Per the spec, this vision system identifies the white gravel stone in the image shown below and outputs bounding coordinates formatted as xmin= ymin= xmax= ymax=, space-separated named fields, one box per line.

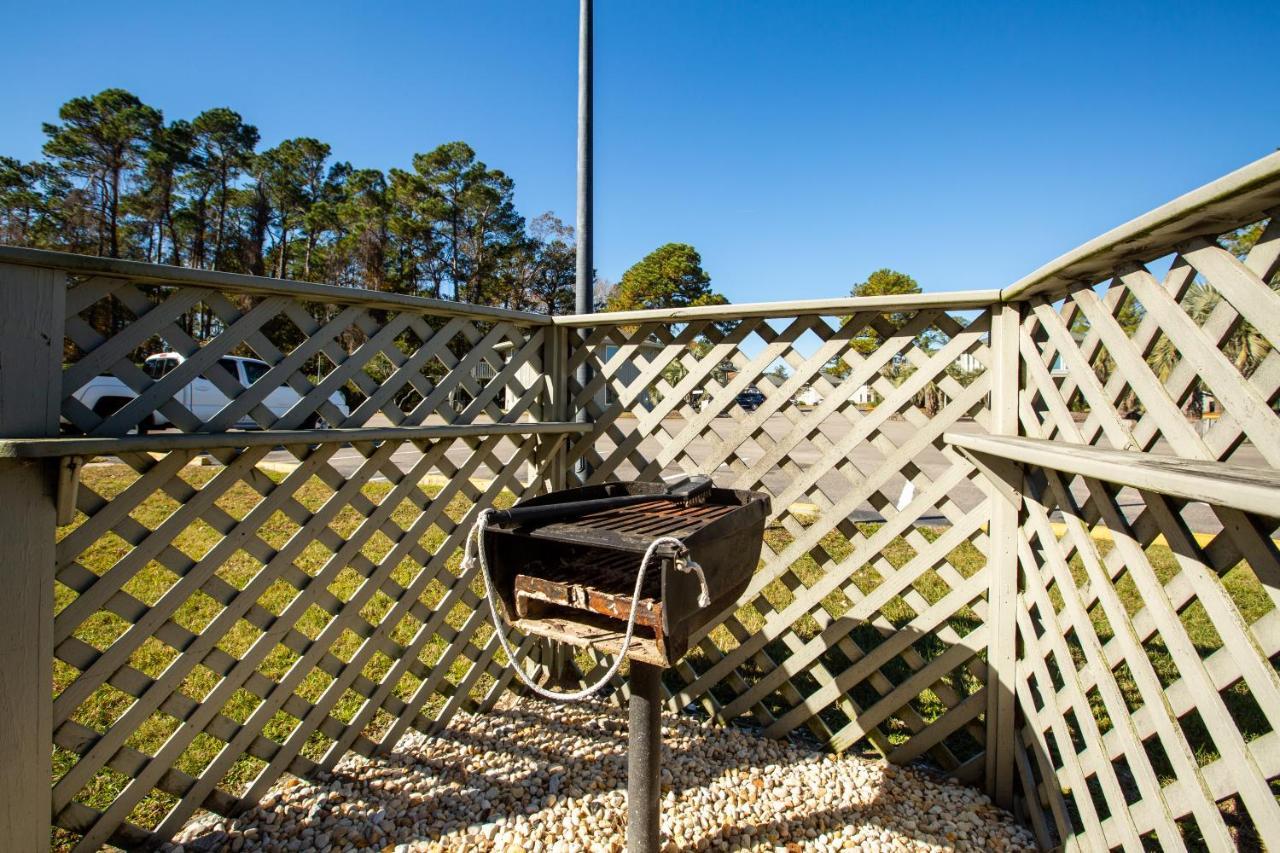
xmin=165 ymin=697 xmax=1036 ymax=852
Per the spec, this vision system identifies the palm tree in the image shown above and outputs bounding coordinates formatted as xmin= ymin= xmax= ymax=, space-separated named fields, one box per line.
xmin=1147 ymin=260 xmax=1278 ymax=417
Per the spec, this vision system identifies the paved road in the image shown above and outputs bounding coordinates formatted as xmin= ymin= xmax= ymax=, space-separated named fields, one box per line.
xmin=242 ymin=412 xmax=1257 ymax=535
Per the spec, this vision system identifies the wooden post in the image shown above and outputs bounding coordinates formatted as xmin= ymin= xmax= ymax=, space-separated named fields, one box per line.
xmin=984 ymin=301 xmax=1021 ymax=809
xmin=537 ymin=324 xmax=577 ymax=687
xmin=544 ymin=325 xmax=570 ymax=492
xmin=0 ymin=262 xmax=64 ymax=850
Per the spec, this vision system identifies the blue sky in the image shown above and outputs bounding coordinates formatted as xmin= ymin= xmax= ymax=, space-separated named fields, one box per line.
xmin=1 ymin=1 xmax=1276 ymax=302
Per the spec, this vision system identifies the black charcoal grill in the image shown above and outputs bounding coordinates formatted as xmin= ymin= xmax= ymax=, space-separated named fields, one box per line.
xmin=481 ymin=480 xmax=770 ymax=668
xmin=476 ymin=477 xmax=769 ymax=853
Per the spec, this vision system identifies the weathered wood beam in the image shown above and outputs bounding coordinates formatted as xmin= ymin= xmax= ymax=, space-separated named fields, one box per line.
xmin=946 ymin=432 xmax=1280 ymax=519
xmin=550 ymin=290 xmax=1001 ymax=326
xmin=0 ymin=245 xmax=551 ymax=325
xmin=1001 ymin=150 xmax=1280 ymax=302
xmin=0 ymin=421 xmax=592 ymax=459
xmin=0 ymin=262 xmax=62 ymax=852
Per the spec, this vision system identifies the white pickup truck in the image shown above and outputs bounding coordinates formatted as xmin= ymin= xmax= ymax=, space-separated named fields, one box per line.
xmin=71 ymin=352 xmax=349 ymax=432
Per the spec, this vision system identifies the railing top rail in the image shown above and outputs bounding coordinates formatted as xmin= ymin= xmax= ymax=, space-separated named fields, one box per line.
xmin=0 ymin=421 xmax=590 ymax=459
xmin=0 ymin=245 xmax=554 ymax=326
xmin=946 ymin=432 xmax=1280 ymax=519
xmin=1000 ymin=150 xmax=1280 ymax=303
xmin=551 ymin=290 xmax=1002 ymax=327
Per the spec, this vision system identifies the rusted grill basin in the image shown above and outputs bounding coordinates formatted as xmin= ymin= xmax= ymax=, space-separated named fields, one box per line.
xmin=482 ymin=482 xmax=770 ymax=667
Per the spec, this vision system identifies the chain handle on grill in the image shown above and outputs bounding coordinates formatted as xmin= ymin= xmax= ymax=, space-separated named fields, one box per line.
xmin=463 ymin=508 xmax=710 ymax=702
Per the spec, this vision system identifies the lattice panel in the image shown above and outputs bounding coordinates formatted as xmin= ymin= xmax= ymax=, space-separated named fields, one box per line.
xmin=563 ymin=308 xmax=998 ymax=776
xmin=1013 ymin=468 xmax=1280 ymax=850
xmin=61 ymin=275 xmax=549 ymax=436
xmin=52 ymin=432 xmax=563 ymax=851
xmin=1014 ymin=211 xmax=1280 ymax=848
xmin=40 ymin=272 xmax=564 ymax=850
xmin=1018 ymin=213 xmax=1280 ymax=465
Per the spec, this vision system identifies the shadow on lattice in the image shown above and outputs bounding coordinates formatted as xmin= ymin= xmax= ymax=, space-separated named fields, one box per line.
xmin=1015 ymin=467 xmax=1275 ymax=849
xmin=50 ymin=459 xmax=525 ymax=848
xmin=557 ymin=507 xmax=993 ymax=774
xmin=711 ymin=525 xmax=984 ymax=747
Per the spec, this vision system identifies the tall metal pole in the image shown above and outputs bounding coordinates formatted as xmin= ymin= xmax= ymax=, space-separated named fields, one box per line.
xmin=575 ymin=0 xmax=593 ymax=317
xmin=573 ymin=0 xmax=594 ymax=481
xmin=573 ymin=18 xmax=660 ymax=850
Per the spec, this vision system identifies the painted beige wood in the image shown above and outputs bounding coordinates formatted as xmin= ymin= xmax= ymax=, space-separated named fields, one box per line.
xmin=1014 ymin=524 xmax=1145 ymax=852
xmin=0 ymin=263 xmax=63 ymax=852
xmin=552 ymin=289 xmax=1002 ymax=326
xmin=1042 ymin=483 xmax=1230 ymax=838
xmin=4 ymin=260 xmax=575 ymax=850
xmin=561 ymin=302 xmax=999 ymax=778
xmin=5 ymin=153 xmax=1280 ymax=851
xmin=983 ymin=302 xmax=1020 ymax=809
xmin=1003 ymin=192 xmax=1280 ymax=849
xmin=1017 ymin=465 xmax=1276 ymax=848
xmin=0 ymin=245 xmax=550 ymax=325
xmin=0 ymin=421 xmax=589 ymax=459
xmin=1122 ymin=268 xmax=1280 ymax=466
xmin=946 ymin=432 xmax=1280 ymax=518
xmin=1024 ymin=481 xmax=1215 ymax=850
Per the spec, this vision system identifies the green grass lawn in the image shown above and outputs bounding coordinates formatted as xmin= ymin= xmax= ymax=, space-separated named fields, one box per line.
xmin=53 ymin=461 xmax=1274 ymax=848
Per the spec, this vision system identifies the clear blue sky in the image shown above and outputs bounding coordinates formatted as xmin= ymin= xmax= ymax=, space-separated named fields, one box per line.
xmin=1 ymin=1 xmax=1276 ymax=302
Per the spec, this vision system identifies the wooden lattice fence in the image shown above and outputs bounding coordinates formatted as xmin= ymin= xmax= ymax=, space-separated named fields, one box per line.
xmin=0 ymin=255 xmax=580 ymax=851
xmin=557 ymin=295 xmax=1004 ymax=780
xmin=953 ymin=152 xmax=1280 ymax=849
xmin=0 ymin=151 xmax=1278 ymax=851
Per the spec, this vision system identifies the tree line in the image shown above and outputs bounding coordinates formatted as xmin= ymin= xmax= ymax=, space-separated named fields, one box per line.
xmin=0 ymin=88 xmax=580 ymax=314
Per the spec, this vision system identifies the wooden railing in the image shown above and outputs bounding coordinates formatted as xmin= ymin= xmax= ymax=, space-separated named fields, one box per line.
xmin=0 ymin=259 xmax=575 ymax=851
xmin=981 ymin=152 xmax=1280 ymax=850
xmin=0 ymin=150 xmax=1277 ymax=851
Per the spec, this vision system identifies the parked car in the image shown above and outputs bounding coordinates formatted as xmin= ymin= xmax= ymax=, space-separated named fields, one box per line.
xmin=736 ymin=385 xmax=766 ymax=412
xmin=71 ymin=352 xmax=349 ymax=432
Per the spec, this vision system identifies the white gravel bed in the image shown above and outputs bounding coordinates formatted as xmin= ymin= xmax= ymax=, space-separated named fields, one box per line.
xmin=167 ymin=696 xmax=1036 ymax=852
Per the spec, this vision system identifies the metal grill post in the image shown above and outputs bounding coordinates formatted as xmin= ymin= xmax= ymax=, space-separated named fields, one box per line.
xmin=627 ymin=661 xmax=662 ymax=853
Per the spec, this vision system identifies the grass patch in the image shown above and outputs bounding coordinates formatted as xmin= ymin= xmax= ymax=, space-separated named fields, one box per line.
xmin=1044 ymin=534 xmax=1273 ymax=779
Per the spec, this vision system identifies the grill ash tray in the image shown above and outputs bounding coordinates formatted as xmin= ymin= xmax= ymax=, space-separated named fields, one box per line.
xmin=510 ymin=550 xmax=669 ymax=666
xmin=482 ymin=482 xmax=770 ymax=667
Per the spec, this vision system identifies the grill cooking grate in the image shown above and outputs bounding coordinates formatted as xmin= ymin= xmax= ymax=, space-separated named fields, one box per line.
xmin=567 ymin=500 xmax=736 ymax=532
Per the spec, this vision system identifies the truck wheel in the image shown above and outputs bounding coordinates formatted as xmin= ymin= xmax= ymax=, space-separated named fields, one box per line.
xmin=93 ymin=398 xmax=150 ymax=435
